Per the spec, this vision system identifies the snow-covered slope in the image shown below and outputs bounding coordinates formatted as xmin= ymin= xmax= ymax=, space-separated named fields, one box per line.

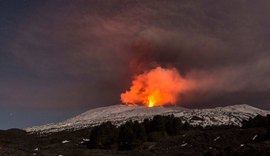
xmin=25 ymin=104 xmax=270 ymax=133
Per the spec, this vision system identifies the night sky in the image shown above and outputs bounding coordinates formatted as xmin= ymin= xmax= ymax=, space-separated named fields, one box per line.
xmin=1 ymin=0 xmax=270 ymax=129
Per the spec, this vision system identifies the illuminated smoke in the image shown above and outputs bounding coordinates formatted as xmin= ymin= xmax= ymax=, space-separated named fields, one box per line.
xmin=121 ymin=67 xmax=188 ymax=107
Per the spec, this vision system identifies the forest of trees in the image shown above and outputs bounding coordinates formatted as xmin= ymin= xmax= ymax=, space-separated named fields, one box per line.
xmin=86 ymin=115 xmax=192 ymax=150
xmin=242 ymin=114 xmax=270 ymax=143
xmin=86 ymin=114 xmax=270 ymax=151
xmin=242 ymin=114 xmax=270 ymax=128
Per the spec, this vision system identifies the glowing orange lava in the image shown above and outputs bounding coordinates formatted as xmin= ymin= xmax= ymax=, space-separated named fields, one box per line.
xmin=121 ymin=67 xmax=186 ymax=107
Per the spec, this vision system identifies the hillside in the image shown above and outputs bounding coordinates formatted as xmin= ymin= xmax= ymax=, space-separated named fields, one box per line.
xmin=26 ymin=104 xmax=269 ymax=133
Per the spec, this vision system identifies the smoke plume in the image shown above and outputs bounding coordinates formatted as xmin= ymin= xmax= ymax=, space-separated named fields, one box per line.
xmin=121 ymin=67 xmax=192 ymax=107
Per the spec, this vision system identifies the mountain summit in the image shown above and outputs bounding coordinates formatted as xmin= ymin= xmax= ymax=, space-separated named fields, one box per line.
xmin=26 ymin=104 xmax=269 ymax=133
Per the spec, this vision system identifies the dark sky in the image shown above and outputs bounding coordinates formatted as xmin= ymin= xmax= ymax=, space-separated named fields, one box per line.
xmin=1 ymin=0 xmax=270 ymax=129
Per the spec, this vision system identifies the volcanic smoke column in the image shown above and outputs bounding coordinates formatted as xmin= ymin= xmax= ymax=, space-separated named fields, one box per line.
xmin=121 ymin=67 xmax=187 ymax=107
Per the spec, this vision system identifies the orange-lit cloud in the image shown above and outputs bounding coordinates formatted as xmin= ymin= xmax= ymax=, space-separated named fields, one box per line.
xmin=121 ymin=67 xmax=189 ymax=107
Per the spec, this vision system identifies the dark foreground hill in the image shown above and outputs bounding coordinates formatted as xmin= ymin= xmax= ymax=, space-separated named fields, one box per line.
xmin=1 ymin=115 xmax=270 ymax=156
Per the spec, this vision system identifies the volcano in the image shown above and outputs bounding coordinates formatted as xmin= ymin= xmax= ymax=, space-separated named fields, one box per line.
xmin=25 ymin=104 xmax=270 ymax=133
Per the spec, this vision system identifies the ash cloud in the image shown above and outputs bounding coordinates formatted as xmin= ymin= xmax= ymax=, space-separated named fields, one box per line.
xmin=4 ymin=0 xmax=270 ymax=109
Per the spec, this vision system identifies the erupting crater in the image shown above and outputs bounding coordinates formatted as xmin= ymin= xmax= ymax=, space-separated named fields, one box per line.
xmin=121 ymin=67 xmax=187 ymax=107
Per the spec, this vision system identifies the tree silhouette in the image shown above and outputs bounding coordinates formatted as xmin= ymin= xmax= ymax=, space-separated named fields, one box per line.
xmin=88 ymin=121 xmax=118 ymax=149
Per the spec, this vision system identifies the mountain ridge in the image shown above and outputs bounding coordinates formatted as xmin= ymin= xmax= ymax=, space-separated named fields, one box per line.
xmin=25 ymin=104 xmax=270 ymax=133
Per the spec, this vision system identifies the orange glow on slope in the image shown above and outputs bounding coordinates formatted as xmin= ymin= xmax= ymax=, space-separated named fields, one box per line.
xmin=121 ymin=67 xmax=187 ymax=107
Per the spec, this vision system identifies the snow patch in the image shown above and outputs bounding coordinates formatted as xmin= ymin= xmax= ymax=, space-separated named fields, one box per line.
xmin=214 ymin=136 xmax=220 ymax=141
xmin=252 ymin=134 xmax=258 ymax=141
xmin=181 ymin=143 xmax=188 ymax=147
xmin=62 ymin=140 xmax=70 ymax=144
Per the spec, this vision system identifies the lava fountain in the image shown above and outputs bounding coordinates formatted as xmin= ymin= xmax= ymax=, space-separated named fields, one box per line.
xmin=121 ymin=67 xmax=187 ymax=107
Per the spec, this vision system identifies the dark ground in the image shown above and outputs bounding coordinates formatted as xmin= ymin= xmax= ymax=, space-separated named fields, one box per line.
xmin=0 ymin=126 xmax=270 ymax=156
